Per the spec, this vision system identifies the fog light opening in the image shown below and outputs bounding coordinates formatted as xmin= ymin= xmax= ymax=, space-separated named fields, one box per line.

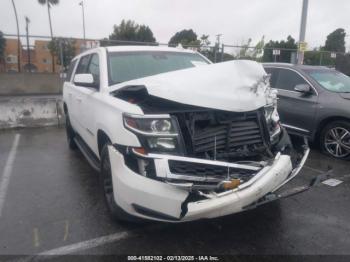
xmin=132 ymin=147 xmax=147 ymax=156
xmin=220 ymin=179 xmax=241 ymax=190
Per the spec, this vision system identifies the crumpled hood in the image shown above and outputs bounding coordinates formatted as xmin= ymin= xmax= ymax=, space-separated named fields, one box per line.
xmin=110 ymin=60 xmax=274 ymax=112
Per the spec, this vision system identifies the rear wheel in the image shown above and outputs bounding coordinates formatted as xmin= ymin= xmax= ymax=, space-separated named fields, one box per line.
xmin=65 ymin=112 xmax=77 ymax=150
xmin=100 ymin=144 xmax=136 ymax=221
xmin=320 ymin=121 xmax=350 ymax=159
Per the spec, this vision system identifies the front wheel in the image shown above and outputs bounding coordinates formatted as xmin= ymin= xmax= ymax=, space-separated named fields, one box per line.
xmin=100 ymin=144 xmax=137 ymax=222
xmin=320 ymin=121 xmax=350 ymax=159
xmin=65 ymin=112 xmax=77 ymax=150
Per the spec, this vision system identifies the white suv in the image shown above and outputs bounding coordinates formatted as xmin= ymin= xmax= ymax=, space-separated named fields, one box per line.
xmin=63 ymin=45 xmax=309 ymax=222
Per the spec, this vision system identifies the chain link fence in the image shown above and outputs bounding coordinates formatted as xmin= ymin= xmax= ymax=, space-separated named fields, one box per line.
xmin=1 ymin=33 xmax=349 ymax=75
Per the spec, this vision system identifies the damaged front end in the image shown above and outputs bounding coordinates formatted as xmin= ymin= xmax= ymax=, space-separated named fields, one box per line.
xmin=107 ymin=60 xmax=310 ymax=222
xmin=108 ymin=101 xmax=309 ymax=222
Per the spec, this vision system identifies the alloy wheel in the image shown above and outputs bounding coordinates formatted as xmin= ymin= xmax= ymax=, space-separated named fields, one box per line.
xmin=101 ymin=150 xmax=115 ymax=207
xmin=324 ymin=127 xmax=350 ymax=158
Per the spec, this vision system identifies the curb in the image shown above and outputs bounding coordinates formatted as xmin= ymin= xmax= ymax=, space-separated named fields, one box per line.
xmin=0 ymin=96 xmax=65 ymax=129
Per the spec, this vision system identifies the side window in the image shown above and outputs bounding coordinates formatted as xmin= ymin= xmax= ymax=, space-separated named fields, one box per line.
xmin=264 ymin=67 xmax=279 ymax=88
xmin=87 ymin=54 xmax=100 ymax=87
xmin=276 ymin=69 xmax=307 ymax=91
xmin=75 ymin=55 xmax=91 ymax=74
xmin=65 ymin=59 xmax=77 ymax=82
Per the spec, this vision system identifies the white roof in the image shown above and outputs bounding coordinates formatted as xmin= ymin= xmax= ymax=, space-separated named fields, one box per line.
xmin=73 ymin=45 xmax=199 ymax=61
xmin=105 ymin=45 xmax=196 ymax=53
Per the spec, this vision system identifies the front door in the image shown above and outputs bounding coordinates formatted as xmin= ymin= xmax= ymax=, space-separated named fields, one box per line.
xmin=77 ymin=53 xmax=100 ymax=150
xmin=265 ymin=67 xmax=318 ymax=136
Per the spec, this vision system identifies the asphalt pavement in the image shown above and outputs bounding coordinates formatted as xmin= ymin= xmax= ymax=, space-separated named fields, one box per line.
xmin=0 ymin=127 xmax=349 ymax=257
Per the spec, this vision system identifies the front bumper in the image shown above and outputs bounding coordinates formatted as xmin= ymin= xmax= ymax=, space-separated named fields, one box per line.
xmin=108 ymin=138 xmax=310 ymax=222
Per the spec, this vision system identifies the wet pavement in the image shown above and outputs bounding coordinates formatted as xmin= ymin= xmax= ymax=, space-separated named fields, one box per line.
xmin=0 ymin=127 xmax=349 ymax=256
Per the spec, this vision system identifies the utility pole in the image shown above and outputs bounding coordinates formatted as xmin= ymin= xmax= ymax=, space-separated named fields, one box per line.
xmin=221 ymin=43 xmax=224 ymax=62
xmin=214 ymin=34 xmax=222 ymax=63
xmin=46 ymin=1 xmax=55 ymax=73
xmin=25 ymin=16 xmax=31 ymax=72
xmin=59 ymin=39 xmax=64 ymax=73
xmin=79 ymin=1 xmax=86 ymax=49
xmin=216 ymin=34 xmax=222 ymax=47
xmin=297 ymin=0 xmax=309 ymax=64
xmin=11 ymin=0 xmax=21 ymax=72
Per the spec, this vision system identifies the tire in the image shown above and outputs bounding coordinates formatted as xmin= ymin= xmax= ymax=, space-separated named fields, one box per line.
xmin=320 ymin=120 xmax=350 ymax=159
xmin=100 ymin=144 xmax=138 ymax=222
xmin=65 ymin=112 xmax=77 ymax=150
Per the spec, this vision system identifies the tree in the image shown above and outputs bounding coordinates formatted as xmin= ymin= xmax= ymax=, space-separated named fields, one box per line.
xmin=38 ymin=0 xmax=58 ymax=38
xmin=262 ymin=35 xmax=297 ymax=63
xmin=168 ymin=29 xmax=200 ymax=47
xmin=304 ymin=29 xmax=347 ymax=66
xmin=11 ymin=0 xmax=21 ymax=72
xmin=137 ymin=25 xmax=156 ymax=42
xmin=200 ymin=34 xmax=210 ymax=47
xmin=205 ymin=51 xmax=235 ymax=63
xmin=304 ymin=48 xmax=334 ymax=66
xmin=251 ymin=35 xmax=265 ymax=60
xmin=38 ymin=0 xmax=59 ymax=72
xmin=239 ymin=38 xmax=252 ymax=58
xmin=108 ymin=19 xmax=156 ymax=44
xmin=304 ymin=48 xmax=323 ymax=65
xmin=48 ymin=38 xmax=76 ymax=71
xmin=324 ymin=28 xmax=346 ymax=53
xmin=336 ymin=53 xmax=350 ymax=76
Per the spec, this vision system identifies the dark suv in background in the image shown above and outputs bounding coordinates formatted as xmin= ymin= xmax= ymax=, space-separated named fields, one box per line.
xmin=264 ymin=63 xmax=350 ymax=159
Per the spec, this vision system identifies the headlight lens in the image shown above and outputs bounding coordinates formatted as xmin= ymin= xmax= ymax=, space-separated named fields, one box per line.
xmin=150 ymin=119 xmax=172 ymax=133
xmin=124 ymin=115 xmax=177 ymax=135
xmin=123 ymin=113 xmax=183 ymax=154
xmin=264 ymin=105 xmax=281 ymax=141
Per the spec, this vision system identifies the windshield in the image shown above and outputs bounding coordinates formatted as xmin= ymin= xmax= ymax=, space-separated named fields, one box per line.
xmin=305 ymin=69 xmax=350 ymax=93
xmin=108 ymin=51 xmax=209 ymax=85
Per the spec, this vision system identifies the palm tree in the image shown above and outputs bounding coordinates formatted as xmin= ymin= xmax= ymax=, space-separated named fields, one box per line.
xmin=11 ymin=0 xmax=21 ymax=72
xmin=38 ymin=0 xmax=59 ymax=72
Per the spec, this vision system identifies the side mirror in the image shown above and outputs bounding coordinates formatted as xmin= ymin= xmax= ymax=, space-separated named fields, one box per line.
xmin=74 ymin=73 xmax=97 ymax=88
xmin=294 ymin=84 xmax=311 ymax=94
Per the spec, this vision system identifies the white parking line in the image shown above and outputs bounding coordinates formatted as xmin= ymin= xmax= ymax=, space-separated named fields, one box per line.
xmin=0 ymin=134 xmax=20 ymax=217
xmin=15 ymin=230 xmax=132 ymax=262
xmin=39 ymin=230 xmax=130 ymax=255
xmin=16 ymin=225 xmax=165 ymax=261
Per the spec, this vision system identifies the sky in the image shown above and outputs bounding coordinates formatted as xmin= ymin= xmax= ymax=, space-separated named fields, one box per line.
xmin=1 ymin=0 xmax=349 ymax=50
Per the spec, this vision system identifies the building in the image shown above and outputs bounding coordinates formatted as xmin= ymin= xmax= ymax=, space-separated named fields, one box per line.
xmin=1 ymin=37 xmax=99 ymax=73
xmin=34 ymin=40 xmax=59 ymax=73
xmin=21 ymin=48 xmax=37 ymax=72
xmin=2 ymin=38 xmax=22 ymax=72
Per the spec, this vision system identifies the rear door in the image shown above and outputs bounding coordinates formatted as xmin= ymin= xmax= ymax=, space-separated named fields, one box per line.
xmin=265 ymin=67 xmax=318 ymax=136
xmin=63 ymin=59 xmax=78 ymax=129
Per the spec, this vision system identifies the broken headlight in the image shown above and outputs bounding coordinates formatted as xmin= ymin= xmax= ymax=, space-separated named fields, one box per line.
xmin=264 ymin=105 xmax=281 ymax=141
xmin=123 ymin=113 xmax=184 ymax=154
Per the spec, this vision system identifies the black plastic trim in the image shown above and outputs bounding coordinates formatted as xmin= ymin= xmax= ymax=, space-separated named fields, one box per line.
xmin=132 ymin=204 xmax=180 ymax=221
xmin=74 ymin=135 xmax=101 ymax=172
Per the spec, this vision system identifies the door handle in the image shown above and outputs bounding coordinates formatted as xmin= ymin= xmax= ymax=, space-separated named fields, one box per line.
xmin=76 ymin=97 xmax=82 ymax=103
